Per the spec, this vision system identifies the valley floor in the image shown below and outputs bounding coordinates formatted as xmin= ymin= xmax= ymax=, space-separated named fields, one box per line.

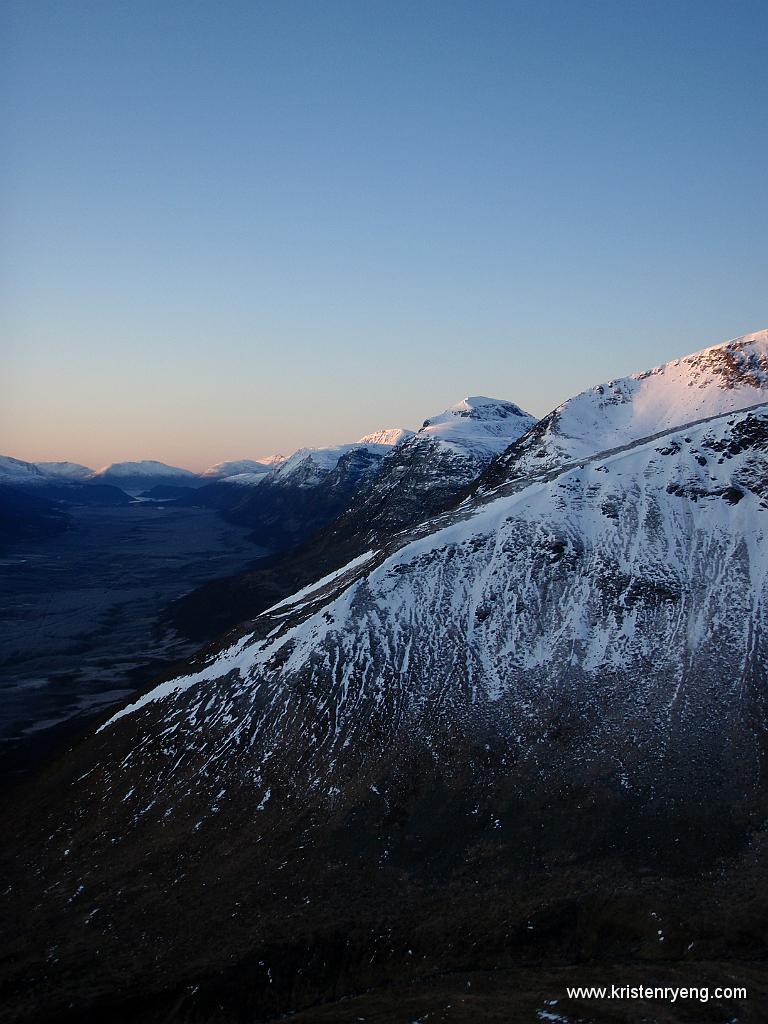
xmin=0 ymin=503 xmax=268 ymax=783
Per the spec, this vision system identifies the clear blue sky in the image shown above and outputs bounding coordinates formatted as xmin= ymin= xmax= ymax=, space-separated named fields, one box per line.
xmin=2 ymin=0 xmax=766 ymax=470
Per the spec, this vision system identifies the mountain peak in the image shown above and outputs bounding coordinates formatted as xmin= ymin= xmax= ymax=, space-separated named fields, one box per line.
xmin=357 ymin=427 xmax=413 ymax=446
xmin=488 ymin=329 xmax=768 ymax=490
xmin=559 ymin=329 xmax=768 ymax=458
xmin=422 ymin=396 xmax=532 ymax=429
xmin=416 ymin=396 xmax=537 ymax=461
xmin=36 ymin=461 xmax=94 ymax=481
xmin=93 ymin=460 xmax=196 ymax=477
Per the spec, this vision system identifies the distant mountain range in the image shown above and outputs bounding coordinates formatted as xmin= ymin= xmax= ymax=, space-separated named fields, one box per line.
xmin=4 ymin=330 xmax=768 ymax=1022
xmin=0 ymin=455 xmax=285 ymax=494
xmin=181 ymin=399 xmax=535 ymax=554
xmin=0 ymin=397 xmax=537 ymax=554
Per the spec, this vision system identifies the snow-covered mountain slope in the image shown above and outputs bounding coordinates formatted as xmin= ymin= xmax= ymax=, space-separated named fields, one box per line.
xmin=0 ymin=457 xmax=130 ymax=509
xmin=318 ymin=397 xmax=537 ymax=544
xmin=0 ymin=455 xmax=48 ymax=485
xmin=491 ymin=330 xmax=768 ymax=485
xmin=201 ymin=459 xmax=272 ymax=481
xmin=171 ymin=405 xmax=536 ymax=631
xmin=101 ymin=401 xmax=768 ymax=809
xmin=269 ymin=430 xmax=409 ymax=489
xmin=92 ymin=460 xmax=202 ymax=495
xmin=181 ymin=430 xmax=414 ymax=551
xmin=34 ymin=461 xmax=94 ymax=481
xmin=168 ymin=398 xmax=535 ymax=644
xmin=1 ymin=456 xmax=98 ymax=486
xmin=93 ymin=459 xmax=198 ymax=480
xmin=201 ymin=457 xmax=286 ymax=482
xmin=358 ymin=427 xmax=414 ymax=446
xmin=420 ymin=396 xmax=536 ymax=458
xmin=204 ymin=444 xmax=402 ymax=552
xmin=270 ymin=444 xmax=366 ymax=487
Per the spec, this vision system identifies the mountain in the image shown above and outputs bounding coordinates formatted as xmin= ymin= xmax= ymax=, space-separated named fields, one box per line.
xmin=267 ymin=431 xmax=411 ymax=487
xmin=336 ymin=396 xmax=536 ymax=538
xmin=101 ymin=333 xmax=768 ymax=790
xmin=420 ymin=395 xmax=537 ymax=455
xmin=169 ymin=402 xmax=534 ymax=641
xmin=0 ymin=455 xmax=47 ymax=485
xmin=184 ymin=430 xmax=413 ymax=553
xmin=92 ymin=460 xmax=202 ymax=495
xmin=6 ymin=334 xmax=767 ymax=1020
xmin=485 ymin=329 xmax=768 ymax=486
xmin=0 ymin=485 xmax=71 ymax=546
xmin=0 ymin=456 xmax=132 ymax=516
xmin=201 ymin=458 xmax=286 ymax=484
xmin=35 ymin=461 xmax=94 ymax=481
xmin=356 ymin=427 xmax=413 ymax=447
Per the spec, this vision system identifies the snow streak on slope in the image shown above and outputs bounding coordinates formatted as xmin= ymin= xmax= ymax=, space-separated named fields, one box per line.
xmin=265 ymin=549 xmax=378 ymax=614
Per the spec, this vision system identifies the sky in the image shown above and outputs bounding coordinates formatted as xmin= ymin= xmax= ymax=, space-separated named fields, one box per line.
xmin=2 ymin=0 xmax=766 ymax=471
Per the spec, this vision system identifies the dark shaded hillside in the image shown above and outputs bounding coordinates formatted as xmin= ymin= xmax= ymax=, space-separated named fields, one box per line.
xmin=0 ymin=485 xmax=70 ymax=547
xmin=1 ymin=700 xmax=766 ymax=1023
xmin=168 ymin=435 xmax=494 ymax=644
xmin=0 ymin=481 xmax=133 ymax=550
xmin=33 ymin=482 xmax=133 ymax=507
xmin=180 ymin=446 xmax=387 ymax=552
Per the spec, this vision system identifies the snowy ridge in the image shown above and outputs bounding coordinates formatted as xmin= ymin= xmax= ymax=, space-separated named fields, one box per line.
xmin=35 ymin=461 xmax=94 ymax=481
xmin=269 ymin=431 xmax=407 ymax=488
xmin=201 ymin=459 xmax=273 ymax=480
xmin=0 ymin=456 xmax=47 ymax=484
xmin=215 ymin=472 xmax=271 ymax=487
xmin=93 ymin=460 xmax=198 ymax=480
xmin=0 ymin=456 xmax=95 ymax=485
xmin=89 ymin=460 xmax=203 ymax=495
xmin=514 ymin=329 xmax=768 ymax=473
xmin=357 ymin=428 xmax=414 ymax=446
xmin=265 ymin=549 xmax=378 ymax=614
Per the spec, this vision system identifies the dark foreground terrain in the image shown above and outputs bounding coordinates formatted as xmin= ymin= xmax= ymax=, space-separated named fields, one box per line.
xmin=1 ymin=730 xmax=766 ymax=1024
xmin=0 ymin=503 xmax=266 ymax=781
